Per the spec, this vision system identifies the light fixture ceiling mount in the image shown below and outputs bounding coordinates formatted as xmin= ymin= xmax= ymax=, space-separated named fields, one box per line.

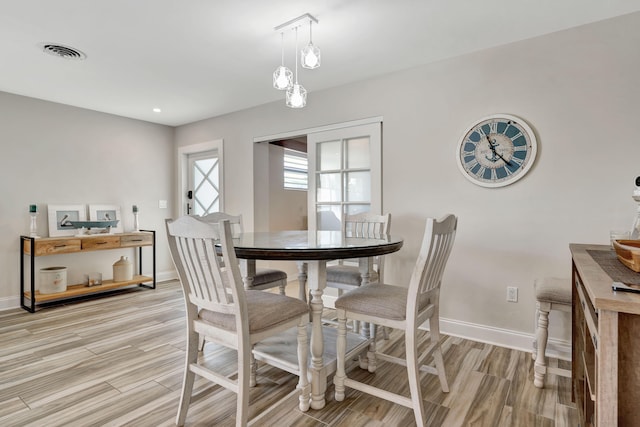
xmin=273 ymin=13 xmax=320 ymax=109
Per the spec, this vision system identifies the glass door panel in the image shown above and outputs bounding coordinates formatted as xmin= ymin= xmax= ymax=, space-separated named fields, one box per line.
xmin=346 ymin=137 xmax=370 ymax=169
xmin=346 ymin=204 xmax=370 ymax=216
xmin=307 ymin=122 xmax=382 ymax=231
xmin=317 ymin=205 xmax=342 ymax=231
xmin=188 ymin=151 xmax=220 ymax=216
xmin=346 ymin=171 xmax=371 ymax=202
xmin=317 ymin=173 xmax=342 ymax=202
xmin=319 ymin=140 xmax=342 ymax=170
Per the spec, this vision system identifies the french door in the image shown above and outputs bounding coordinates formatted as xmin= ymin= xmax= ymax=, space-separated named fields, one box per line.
xmin=307 ymin=122 xmax=382 ymax=231
xmin=187 ymin=150 xmax=221 ymax=216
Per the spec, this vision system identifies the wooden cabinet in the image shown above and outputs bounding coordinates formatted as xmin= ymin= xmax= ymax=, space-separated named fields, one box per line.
xmin=571 ymin=244 xmax=640 ymax=426
xmin=20 ymin=231 xmax=156 ymax=312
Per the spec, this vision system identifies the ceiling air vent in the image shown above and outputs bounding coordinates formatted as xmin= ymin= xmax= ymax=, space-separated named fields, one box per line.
xmin=40 ymin=43 xmax=86 ymax=60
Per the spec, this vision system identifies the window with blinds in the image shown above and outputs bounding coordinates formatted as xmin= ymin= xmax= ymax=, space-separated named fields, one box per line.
xmin=284 ymin=148 xmax=308 ymax=190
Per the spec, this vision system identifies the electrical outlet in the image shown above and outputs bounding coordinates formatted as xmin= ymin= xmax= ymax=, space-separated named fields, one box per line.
xmin=507 ymin=286 xmax=518 ymax=303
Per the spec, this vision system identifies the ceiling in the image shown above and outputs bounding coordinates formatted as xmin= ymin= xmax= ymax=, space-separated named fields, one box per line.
xmin=1 ymin=1 xmax=639 ymax=127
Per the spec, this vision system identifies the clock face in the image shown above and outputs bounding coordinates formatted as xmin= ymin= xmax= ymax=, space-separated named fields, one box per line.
xmin=456 ymin=114 xmax=537 ymax=188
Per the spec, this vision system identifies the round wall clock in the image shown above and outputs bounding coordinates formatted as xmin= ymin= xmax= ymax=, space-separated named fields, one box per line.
xmin=456 ymin=114 xmax=537 ymax=188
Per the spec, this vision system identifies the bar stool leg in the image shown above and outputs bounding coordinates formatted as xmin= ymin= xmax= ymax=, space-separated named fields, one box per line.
xmin=534 ymin=300 xmax=550 ymax=388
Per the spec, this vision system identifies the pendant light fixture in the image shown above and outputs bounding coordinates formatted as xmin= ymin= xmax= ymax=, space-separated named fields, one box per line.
xmin=286 ymin=26 xmax=307 ymax=108
xmin=273 ymin=13 xmax=319 ymax=109
xmin=301 ymin=20 xmax=320 ymax=69
xmin=273 ymin=32 xmax=293 ymax=90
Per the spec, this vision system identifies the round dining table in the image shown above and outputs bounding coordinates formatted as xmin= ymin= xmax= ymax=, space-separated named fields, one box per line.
xmin=232 ymin=230 xmax=403 ymax=410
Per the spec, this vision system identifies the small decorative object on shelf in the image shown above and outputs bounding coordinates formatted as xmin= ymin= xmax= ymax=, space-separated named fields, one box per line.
xmin=88 ymin=272 xmax=102 ymax=286
xmin=39 ymin=266 xmax=67 ymax=294
xmin=68 ymin=220 xmax=119 ymax=235
xmin=29 ymin=204 xmax=39 ymax=238
xmin=113 ymin=255 xmax=133 ymax=281
xmin=132 ymin=205 xmax=140 ymax=232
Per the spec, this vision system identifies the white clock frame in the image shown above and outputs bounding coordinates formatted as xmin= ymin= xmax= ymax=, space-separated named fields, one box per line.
xmin=456 ymin=114 xmax=538 ymax=188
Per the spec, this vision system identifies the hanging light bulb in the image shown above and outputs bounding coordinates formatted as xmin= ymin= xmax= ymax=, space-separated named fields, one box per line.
xmin=301 ymin=20 xmax=321 ymax=69
xmin=287 ymin=27 xmax=307 ymax=108
xmin=273 ymin=32 xmax=293 ymax=90
xmin=286 ymin=83 xmax=307 ymax=108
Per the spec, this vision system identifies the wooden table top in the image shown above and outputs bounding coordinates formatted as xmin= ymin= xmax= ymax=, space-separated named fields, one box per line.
xmin=571 ymin=243 xmax=640 ymax=315
xmin=231 ymin=230 xmax=404 ymax=261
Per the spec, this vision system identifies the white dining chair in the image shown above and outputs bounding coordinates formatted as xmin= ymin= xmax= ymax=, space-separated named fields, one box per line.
xmin=200 ymin=212 xmax=288 ymax=294
xmin=333 ymin=214 xmax=457 ymax=426
xmin=166 ymin=216 xmax=310 ymax=426
xmin=326 ymin=212 xmax=391 ymax=292
xmin=198 ymin=213 xmax=290 ymax=350
xmin=325 ymin=212 xmax=391 ymax=338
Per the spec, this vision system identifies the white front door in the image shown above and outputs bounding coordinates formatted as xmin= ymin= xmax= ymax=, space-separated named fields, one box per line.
xmin=187 ymin=151 xmax=220 ymax=216
xmin=307 ymin=122 xmax=382 ymax=231
xmin=178 ymin=139 xmax=224 ymax=216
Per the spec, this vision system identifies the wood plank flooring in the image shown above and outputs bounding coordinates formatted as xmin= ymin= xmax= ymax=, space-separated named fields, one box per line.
xmin=0 ymin=281 xmax=578 ymax=426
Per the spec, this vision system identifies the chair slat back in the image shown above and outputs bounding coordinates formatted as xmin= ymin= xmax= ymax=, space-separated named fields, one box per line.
xmin=408 ymin=214 xmax=457 ymax=308
xmin=200 ymin=212 xmax=244 ymax=237
xmin=166 ymin=216 xmax=245 ymax=315
xmin=343 ymin=212 xmax=390 ymax=238
xmin=339 ymin=213 xmax=391 ymax=274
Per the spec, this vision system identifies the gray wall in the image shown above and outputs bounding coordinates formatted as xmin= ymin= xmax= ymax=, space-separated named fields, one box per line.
xmin=0 ymin=92 xmax=175 ymax=303
xmin=175 ymin=13 xmax=640 ymax=344
xmin=2 ymin=12 xmax=638 ymax=348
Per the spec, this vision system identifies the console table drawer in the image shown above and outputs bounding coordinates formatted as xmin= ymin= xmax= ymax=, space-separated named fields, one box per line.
xmin=81 ymin=236 xmax=120 ymax=251
xmin=28 ymin=239 xmax=82 ymax=256
xmin=120 ymin=233 xmax=153 ymax=247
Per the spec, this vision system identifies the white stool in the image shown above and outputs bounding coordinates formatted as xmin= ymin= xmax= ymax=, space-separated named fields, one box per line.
xmin=533 ymin=278 xmax=572 ymax=388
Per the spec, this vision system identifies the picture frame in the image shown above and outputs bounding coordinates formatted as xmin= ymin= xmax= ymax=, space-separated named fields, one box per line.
xmin=89 ymin=204 xmax=123 ymax=234
xmin=48 ymin=204 xmax=86 ymax=237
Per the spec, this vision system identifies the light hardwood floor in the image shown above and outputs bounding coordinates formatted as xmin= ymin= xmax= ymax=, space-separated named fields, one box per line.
xmin=0 ymin=281 xmax=577 ymax=426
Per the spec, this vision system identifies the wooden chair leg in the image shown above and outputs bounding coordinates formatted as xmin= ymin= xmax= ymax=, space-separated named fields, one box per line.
xmin=429 ymin=314 xmax=449 ymax=393
xmin=334 ymin=309 xmax=348 ymax=402
xmin=198 ymin=334 xmax=205 ymax=352
xmin=534 ymin=301 xmax=550 ymax=388
xmin=367 ymin=324 xmax=377 ymax=373
xmin=406 ymin=329 xmax=427 ymax=426
xmin=236 ymin=344 xmax=250 ymax=427
xmin=297 ymin=262 xmax=308 ymax=302
xmin=297 ymin=315 xmax=310 ymax=411
xmin=532 ymin=306 xmax=538 ymax=360
xmin=249 ymin=347 xmax=257 ymax=387
xmin=176 ymin=331 xmax=199 ymax=426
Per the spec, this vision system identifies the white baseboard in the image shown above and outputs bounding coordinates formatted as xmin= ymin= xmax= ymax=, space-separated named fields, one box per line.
xmin=0 ymin=270 xmax=178 ymax=312
xmin=321 ymin=294 xmax=571 ymax=361
xmin=431 ymin=317 xmax=571 ymax=361
xmin=0 ymin=295 xmax=20 ymax=311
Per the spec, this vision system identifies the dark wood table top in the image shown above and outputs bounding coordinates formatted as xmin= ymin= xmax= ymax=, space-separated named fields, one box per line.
xmin=231 ymin=230 xmax=403 ymax=261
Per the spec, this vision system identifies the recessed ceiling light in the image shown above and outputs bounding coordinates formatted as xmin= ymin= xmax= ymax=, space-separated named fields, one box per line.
xmin=153 ymin=107 xmax=162 ymax=113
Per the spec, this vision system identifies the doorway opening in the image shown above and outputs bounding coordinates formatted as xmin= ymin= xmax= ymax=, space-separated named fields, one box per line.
xmin=253 ymin=117 xmax=383 ymax=234
xmin=263 ymin=136 xmax=309 ymax=232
